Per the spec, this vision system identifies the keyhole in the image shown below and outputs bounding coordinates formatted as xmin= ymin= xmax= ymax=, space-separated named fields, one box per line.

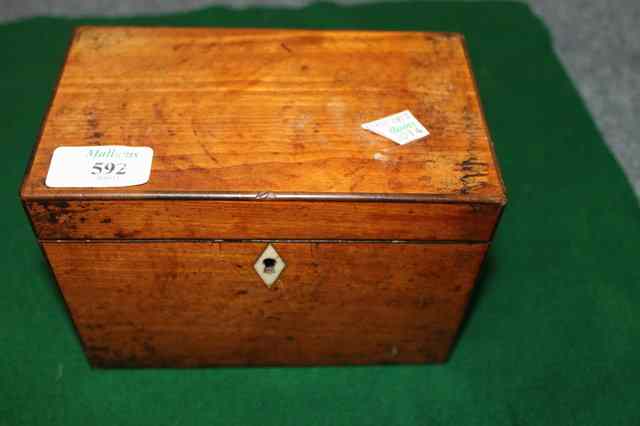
xmin=263 ymin=258 xmax=277 ymax=274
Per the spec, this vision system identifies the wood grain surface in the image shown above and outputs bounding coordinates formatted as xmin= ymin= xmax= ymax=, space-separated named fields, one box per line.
xmin=26 ymin=199 xmax=501 ymax=241
xmin=24 ymin=28 xmax=504 ymax=367
xmin=21 ymin=27 xmax=505 ymax=204
xmin=43 ymin=240 xmax=488 ymax=367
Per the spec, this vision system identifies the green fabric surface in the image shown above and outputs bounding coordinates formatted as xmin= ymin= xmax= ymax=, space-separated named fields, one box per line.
xmin=2 ymin=2 xmax=639 ymax=425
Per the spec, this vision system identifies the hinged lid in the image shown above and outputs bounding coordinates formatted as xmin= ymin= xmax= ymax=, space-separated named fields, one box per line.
xmin=21 ymin=27 xmax=505 ymax=242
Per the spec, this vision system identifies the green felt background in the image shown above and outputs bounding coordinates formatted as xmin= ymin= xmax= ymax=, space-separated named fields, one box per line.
xmin=2 ymin=2 xmax=639 ymax=425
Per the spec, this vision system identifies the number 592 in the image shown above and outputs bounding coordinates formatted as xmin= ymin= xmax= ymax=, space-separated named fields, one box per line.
xmin=90 ymin=162 xmax=126 ymax=175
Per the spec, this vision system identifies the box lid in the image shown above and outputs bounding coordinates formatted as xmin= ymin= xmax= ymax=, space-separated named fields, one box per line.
xmin=21 ymin=27 xmax=505 ymax=205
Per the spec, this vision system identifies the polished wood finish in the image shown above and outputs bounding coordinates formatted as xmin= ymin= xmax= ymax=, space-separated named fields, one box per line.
xmin=21 ymin=27 xmax=505 ymax=204
xmin=23 ymin=28 xmax=506 ymax=366
xmin=26 ymin=199 xmax=500 ymax=241
xmin=43 ymin=241 xmax=487 ymax=367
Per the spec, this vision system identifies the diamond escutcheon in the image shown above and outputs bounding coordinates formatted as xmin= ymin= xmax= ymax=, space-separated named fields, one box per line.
xmin=253 ymin=244 xmax=286 ymax=288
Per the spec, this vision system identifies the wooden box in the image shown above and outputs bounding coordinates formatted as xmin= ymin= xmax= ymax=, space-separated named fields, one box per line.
xmin=21 ymin=27 xmax=506 ymax=367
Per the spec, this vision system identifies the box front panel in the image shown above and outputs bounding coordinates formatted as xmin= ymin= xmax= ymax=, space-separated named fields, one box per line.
xmin=43 ymin=241 xmax=487 ymax=367
xmin=25 ymin=199 xmax=501 ymax=242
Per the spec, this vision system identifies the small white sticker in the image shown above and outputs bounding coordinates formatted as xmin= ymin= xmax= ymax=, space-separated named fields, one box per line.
xmin=45 ymin=146 xmax=153 ymax=188
xmin=361 ymin=110 xmax=429 ymax=145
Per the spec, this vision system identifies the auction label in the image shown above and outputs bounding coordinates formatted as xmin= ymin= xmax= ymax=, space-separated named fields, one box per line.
xmin=45 ymin=146 xmax=153 ymax=188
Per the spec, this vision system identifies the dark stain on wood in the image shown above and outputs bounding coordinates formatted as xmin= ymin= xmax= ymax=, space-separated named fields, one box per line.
xmin=280 ymin=42 xmax=292 ymax=53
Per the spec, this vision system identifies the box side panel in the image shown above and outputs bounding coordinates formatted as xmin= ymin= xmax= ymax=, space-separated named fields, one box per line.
xmin=42 ymin=241 xmax=488 ymax=367
xmin=27 ymin=199 xmax=501 ymax=242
